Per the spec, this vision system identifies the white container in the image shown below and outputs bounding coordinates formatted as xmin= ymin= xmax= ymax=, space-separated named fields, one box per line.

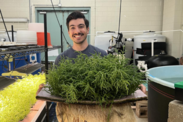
xmin=133 ymin=32 xmax=166 ymax=60
xmin=17 ymin=30 xmax=37 ymax=44
xmin=28 ymin=23 xmax=44 ymax=32
xmin=95 ymin=32 xmax=117 ymax=51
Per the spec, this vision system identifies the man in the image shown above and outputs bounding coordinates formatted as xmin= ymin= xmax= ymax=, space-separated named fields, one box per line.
xmin=37 ymin=10 xmax=146 ymax=121
xmin=37 ymin=11 xmax=146 ymax=95
xmin=54 ymin=11 xmax=146 ymax=93
xmin=54 ymin=11 xmax=107 ymax=65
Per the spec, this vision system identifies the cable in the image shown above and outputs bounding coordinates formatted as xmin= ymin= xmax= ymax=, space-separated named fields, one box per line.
xmin=50 ymin=0 xmax=71 ymax=48
xmin=50 ymin=0 xmax=61 ymax=26
xmin=0 ymin=9 xmax=11 ymax=42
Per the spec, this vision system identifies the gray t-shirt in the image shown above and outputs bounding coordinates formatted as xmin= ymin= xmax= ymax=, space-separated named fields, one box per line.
xmin=55 ymin=44 xmax=107 ymax=65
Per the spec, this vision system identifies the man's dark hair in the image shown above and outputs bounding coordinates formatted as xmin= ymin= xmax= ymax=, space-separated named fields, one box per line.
xmin=66 ymin=11 xmax=89 ymax=30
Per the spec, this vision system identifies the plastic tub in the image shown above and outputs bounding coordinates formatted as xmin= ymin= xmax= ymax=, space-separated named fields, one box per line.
xmin=95 ymin=33 xmax=117 ymax=51
xmin=17 ymin=30 xmax=37 ymax=44
xmin=133 ymin=32 xmax=166 ymax=60
xmin=37 ymin=32 xmax=52 ymax=47
xmin=146 ymin=65 xmax=183 ymax=122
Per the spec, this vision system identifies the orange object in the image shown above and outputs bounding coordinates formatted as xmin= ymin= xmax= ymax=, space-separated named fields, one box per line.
xmin=37 ymin=32 xmax=52 ymax=47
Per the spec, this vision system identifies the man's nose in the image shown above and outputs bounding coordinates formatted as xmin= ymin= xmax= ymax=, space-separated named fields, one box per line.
xmin=74 ymin=27 xmax=80 ymax=34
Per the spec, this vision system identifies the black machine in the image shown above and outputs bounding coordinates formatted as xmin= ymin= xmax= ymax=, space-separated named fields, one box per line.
xmin=107 ymin=33 xmax=124 ymax=54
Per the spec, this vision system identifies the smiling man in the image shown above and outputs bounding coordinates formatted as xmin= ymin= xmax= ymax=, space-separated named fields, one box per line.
xmin=52 ymin=11 xmax=146 ymax=122
xmin=54 ymin=11 xmax=146 ymax=92
xmin=54 ymin=11 xmax=107 ymax=65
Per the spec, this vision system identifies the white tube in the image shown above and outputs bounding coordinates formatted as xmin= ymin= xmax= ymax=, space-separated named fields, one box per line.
xmin=151 ymin=39 xmax=157 ymax=56
xmin=152 ymin=40 xmax=154 ymax=56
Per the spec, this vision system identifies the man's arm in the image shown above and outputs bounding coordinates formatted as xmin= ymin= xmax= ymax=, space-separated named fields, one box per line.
xmin=139 ymin=84 xmax=146 ymax=94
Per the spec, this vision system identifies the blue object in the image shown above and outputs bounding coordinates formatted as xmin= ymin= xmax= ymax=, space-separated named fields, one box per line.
xmin=31 ymin=53 xmax=41 ymax=75
xmin=142 ymin=80 xmax=148 ymax=91
xmin=15 ymin=56 xmax=27 ymax=68
xmin=0 ymin=58 xmax=13 ymax=76
xmin=31 ymin=55 xmax=35 ymax=61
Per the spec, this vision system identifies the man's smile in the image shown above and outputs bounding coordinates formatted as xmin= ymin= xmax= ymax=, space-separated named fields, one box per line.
xmin=72 ymin=33 xmax=84 ymax=39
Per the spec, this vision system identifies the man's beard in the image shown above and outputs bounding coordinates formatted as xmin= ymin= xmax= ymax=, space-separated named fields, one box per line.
xmin=73 ymin=33 xmax=87 ymax=44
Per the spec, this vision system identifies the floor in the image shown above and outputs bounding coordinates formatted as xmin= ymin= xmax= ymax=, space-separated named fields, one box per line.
xmin=133 ymin=110 xmax=148 ymax=122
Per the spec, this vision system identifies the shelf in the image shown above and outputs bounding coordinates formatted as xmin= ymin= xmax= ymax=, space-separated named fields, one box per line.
xmin=0 ymin=46 xmax=62 ymax=61
xmin=0 ymin=76 xmax=16 ymax=90
xmin=2 ymin=63 xmax=44 ymax=76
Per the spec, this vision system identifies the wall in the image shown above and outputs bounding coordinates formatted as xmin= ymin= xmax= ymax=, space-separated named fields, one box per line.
xmin=0 ymin=0 xmax=164 ymax=45
xmin=162 ymin=0 xmax=183 ymax=58
xmin=0 ymin=0 xmax=29 ymax=31
xmin=162 ymin=0 xmax=175 ymax=56
xmin=174 ymin=0 xmax=183 ymax=58
xmin=181 ymin=1 xmax=183 ymax=57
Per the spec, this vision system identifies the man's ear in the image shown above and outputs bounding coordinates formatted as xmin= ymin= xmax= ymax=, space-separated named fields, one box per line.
xmin=87 ymin=27 xmax=89 ymax=34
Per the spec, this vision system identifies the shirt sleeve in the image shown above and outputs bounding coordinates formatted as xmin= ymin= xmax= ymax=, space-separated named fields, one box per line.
xmin=54 ymin=54 xmax=62 ymax=66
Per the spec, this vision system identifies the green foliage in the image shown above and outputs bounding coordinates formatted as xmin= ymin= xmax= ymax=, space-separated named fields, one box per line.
xmin=46 ymin=53 xmax=145 ymax=103
xmin=0 ymin=74 xmax=45 ymax=122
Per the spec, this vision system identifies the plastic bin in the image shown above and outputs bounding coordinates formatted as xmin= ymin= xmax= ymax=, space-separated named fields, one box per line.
xmin=37 ymin=32 xmax=52 ymax=47
xmin=146 ymin=65 xmax=183 ymax=122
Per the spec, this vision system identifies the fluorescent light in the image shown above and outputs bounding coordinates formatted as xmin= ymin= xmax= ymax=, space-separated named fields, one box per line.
xmin=0 ymin=18 xmax=29 ymax=23
xmin=81 ymin=11 xmax=87 ymax=14
xmin=40 ymin=12 xmax=46 ymax=14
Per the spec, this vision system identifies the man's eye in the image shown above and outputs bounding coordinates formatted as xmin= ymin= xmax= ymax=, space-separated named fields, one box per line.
xmin=79 ymin=25 xmax=84 ymax=28
xmin=71 ymin=27 xmax=75 ymax=29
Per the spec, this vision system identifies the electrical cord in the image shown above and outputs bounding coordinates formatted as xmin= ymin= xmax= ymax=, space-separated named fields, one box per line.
xmin=50 ymin=0 xmax=71 ymax=48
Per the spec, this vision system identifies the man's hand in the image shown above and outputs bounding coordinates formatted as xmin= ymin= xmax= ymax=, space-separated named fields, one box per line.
xmin=36 ymin=83 xmax=45 ymax=95
xmin=139 ymin=84 xmax=146 ymax=94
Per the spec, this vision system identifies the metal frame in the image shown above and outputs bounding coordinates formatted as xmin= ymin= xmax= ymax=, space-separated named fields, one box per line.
xmin=0 ymin=46 xmax=61 ymax=61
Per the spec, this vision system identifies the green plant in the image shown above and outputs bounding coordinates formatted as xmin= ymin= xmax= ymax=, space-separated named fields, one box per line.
xmin=46 ymin=53 xmax=145 ymax=104
xmin=0 ymin=73 xmax=45 ymax=122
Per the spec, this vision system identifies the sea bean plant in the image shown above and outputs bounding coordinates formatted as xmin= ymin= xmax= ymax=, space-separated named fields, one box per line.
xmin=46 ymin=53 xmax=145 ymax=103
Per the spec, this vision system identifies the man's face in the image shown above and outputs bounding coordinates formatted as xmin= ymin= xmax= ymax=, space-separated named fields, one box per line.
xmin=68 ymin=18 xmax=89 ymax=44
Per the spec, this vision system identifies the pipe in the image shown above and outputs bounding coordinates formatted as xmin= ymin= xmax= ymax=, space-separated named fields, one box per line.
xmin=0 ymin=9 xmax=11 ymax=42
xmin=96 ymin=30 xmax=149 ymax=36
xmin=29 ymin=0 xmax=32 ymax=22
xmin=151 ymin=39 xmax=157 ymax=56
xmin=60 ymin=25 xmax=63 ymax=52
xmin=43 ymin=12 xmax=49 ymax=122
xmin=11 ymin=25 xmax=14 ymax=42
xmin=43 ymin=13 xmax=48 ymax=74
